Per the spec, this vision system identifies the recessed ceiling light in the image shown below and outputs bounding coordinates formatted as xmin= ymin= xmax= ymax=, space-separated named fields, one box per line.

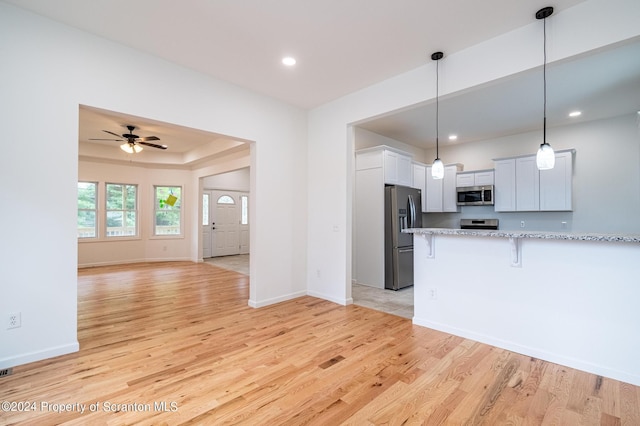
xmin=282 ymin=57 xmax=296 ymax=66
xmin=448 ymin=134 xmax=458 ymax=141
xmin=569 ymin=111 xmax=582 ymax=117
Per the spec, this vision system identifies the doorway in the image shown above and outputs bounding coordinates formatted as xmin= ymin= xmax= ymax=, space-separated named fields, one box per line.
xmin=202 ymin=189 xmax=249 ymax=258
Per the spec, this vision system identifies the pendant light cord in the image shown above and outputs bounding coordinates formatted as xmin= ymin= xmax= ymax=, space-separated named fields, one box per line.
xmin=435 ymin=58 xmax=439 ymax=158
xmin=543 ymin=16 xmax=547 ymax=144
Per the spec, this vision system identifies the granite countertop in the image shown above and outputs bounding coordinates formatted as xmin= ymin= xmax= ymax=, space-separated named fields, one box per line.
xmin=404 ymin=228 xmax=640 ymax=243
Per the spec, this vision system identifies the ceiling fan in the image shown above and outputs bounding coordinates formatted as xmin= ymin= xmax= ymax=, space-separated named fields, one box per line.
xmin=90 ymin=125 xmax=168 ymax=153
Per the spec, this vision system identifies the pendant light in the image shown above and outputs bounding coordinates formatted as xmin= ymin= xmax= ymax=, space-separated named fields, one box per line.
xmin=431 ymin=51 xmax=444 ymax=180
xmin=535 ymin=6 xmax=555 ymax=170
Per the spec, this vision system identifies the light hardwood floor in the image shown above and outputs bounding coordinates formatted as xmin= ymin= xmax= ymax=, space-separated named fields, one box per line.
xmin=2 ymin=262 xmax=639 ymax=425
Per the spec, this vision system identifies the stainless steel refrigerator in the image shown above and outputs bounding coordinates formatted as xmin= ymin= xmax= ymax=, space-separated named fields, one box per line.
xmin=384 ymin=185 xmax=422 ymax=290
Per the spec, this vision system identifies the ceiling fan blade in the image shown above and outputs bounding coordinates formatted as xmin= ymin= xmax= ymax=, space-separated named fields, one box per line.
xmin=137 ymin=136 xmax=160 ymax=142
xmin=89 ymin=138 xmax=123 ymax=141
xmin=103 ymin=130 xmax=124 ymax=138
xmin=138 ymin=141 xmax=168 ymax=150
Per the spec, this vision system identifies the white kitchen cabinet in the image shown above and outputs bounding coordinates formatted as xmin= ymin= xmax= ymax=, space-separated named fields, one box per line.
xmin=474 ymin=170 xmax=495 ymax=186
xmin=540 ymin=151 xmax=573 ymax=211
xmin=443 ymin=166 xmax=459 ymax=212
xmin=494 ymin=159 xmax=516 ymax=212
xmin=456 ymin=172 xmax=474 ymax=187
xmin=426 ymin=164 xmax=462 ymax=213
xmin=355 ymin=146 xmax=413 ymax=186
xmin=383 ymin=149 xmax=412 ymax=186
xmin=516 ymin=156 xmax=540 ymax=211
xmin=493 ymin=150 xmax=573 ymax=212
xmin=412 ymin=162 xmax=427 ymax=212
xmin=456 ymin=170 xmax=494 ymax=187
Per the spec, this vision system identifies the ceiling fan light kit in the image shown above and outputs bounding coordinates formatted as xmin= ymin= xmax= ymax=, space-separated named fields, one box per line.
xmin=89 ymin=124 xmax=167 ymax=154
xmin=121 ymin=143 xmax=143 ymax=154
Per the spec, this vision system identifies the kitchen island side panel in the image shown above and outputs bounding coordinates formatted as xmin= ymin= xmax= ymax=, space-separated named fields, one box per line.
xmin=412 ymin=233 xmax=640 ymax=386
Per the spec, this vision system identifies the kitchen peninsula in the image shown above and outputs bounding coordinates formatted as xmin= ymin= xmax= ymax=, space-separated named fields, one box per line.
xmin=405 ymin=227 xmax=640 ymax=386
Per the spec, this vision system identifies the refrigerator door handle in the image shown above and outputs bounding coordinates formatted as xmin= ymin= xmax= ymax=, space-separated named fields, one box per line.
xmin=407 ymin=195 xmax=416 ymax=228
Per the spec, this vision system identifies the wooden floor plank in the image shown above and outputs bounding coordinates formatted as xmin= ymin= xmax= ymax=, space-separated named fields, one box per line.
xmin=1 ymin=261 xmax=638 ymax=425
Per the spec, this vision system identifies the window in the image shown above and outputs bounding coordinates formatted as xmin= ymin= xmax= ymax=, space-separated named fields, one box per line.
xmin=217 ymin=195 xmax=235 ymax=204
xmin=202 ymin=193 xmax=210 ymax=226
xmin=240 ymin=195 xmax=249 ymax=225
xmin=106 ymin=183 xmax=137 ymax=237
xmin=78 ymin=182 xmax=97 ymax=238
xmin=155 ymin=186 xmax=182 ymax=235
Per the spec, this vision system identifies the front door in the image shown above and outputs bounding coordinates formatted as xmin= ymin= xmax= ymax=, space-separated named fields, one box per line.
xmin=211 ymin=191 xmax=240 ymax=257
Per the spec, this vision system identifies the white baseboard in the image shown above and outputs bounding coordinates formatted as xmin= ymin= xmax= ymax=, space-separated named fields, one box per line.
xmin=78 ymin=257 xmax=193 ymax=268
xmin=0 ymin=342 xmax=79 ymax=369
xmin=306 ymin=290 xmax=352 ymax=306
xmin=248 ymin=290 xmax=307 ymax=308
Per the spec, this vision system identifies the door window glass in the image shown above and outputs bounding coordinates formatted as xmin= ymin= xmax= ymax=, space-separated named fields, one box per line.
xmin=240 ymin=195 xmax=248 ymax=225
xmin=202 ymin=193 xmax=209 ymax=226
xmin=217 ymin=195 xmax=235 ymax=204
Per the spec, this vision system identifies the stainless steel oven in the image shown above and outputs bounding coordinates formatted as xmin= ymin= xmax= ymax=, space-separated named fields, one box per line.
xmin=456 ymin=185 xmax=494 ymax=206
xmin=460 ymin=218 xmax=499 ymax=230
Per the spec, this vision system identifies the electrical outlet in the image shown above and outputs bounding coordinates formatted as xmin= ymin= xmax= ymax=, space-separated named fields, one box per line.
xmin=7 ymin=312 xmax=21 ymax=329
xmin=428 ymin=288 xmax=437 ymax=300
xmin=520 ymin=221 xmax=525 ymax=228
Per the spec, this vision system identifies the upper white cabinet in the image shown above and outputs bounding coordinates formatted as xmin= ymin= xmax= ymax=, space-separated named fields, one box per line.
xmin=355 ymin=146 xmax=413 ymax=187
xmin=383 ymin=149 xmax=413 ymax=186
xmin=426 ymin=164 xmax=462 ymax=213
xmin=515 ymin=156 xmax=540 ymax=211
xmin=474 ymin=170 xmax=495 ymax=186
xmin=456 ymin=172 xmax=474 ymax=187
xmin=412 ymin=162 xmax=427 ymax=212
xmin=456 ymin=170 xmax=494 ymax=187
xmin=540 ymin=151 xmax=573 ymax=211
xmin=494 ymin=159 xmax=516 ymax=212
xmin=494 ymin=150 xmax=573 ymax=212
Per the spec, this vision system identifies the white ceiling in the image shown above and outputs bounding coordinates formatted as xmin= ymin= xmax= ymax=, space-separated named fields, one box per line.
xmin=360 ymin=39 xmax=640 ymax=148
xmin=7 ymin=0 xmax=585 ymax=109
xmin=7 ymin=0 xmax=640 ymax=157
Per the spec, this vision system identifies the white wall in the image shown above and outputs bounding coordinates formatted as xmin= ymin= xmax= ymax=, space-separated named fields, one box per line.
xmin=354 ymin=128 xmax=427 ymax=162
xmin=0 ymin=3 xmax=307 ymax=368
xmin=307 ymin=0 xmax=640 ymax=305
xmin=202 ymin=168 xmax=250 ymax=192
xmin=421 ymin=113 xmax=640 ymax=233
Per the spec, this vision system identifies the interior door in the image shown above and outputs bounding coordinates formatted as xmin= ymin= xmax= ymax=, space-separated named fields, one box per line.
xmin=211 ymin=191 xmax=240 ymax=257
xmin=202 ymin=191 xmax=212 ymax=258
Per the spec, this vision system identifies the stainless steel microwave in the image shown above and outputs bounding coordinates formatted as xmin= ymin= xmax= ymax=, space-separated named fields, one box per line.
xmin=456 ymin=185 xmax=494 ymax=206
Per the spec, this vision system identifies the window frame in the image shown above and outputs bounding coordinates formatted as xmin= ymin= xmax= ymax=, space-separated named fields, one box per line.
xmin=105 ymin=182 xmax=139 ymax=238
